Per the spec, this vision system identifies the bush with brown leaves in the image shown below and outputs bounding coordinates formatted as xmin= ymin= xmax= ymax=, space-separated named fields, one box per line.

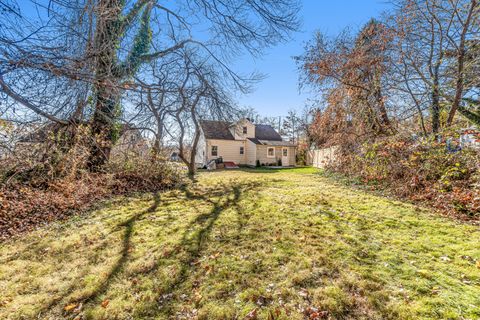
xmin=0 ymin=133 xmax=184 ymax=240
xmin=329 ymin=134 xmax=480 ymax=219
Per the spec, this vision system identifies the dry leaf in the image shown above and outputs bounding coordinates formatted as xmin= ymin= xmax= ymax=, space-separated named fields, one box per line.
xmin=245 ymin=308 xmax=258 ymax=319
xmin=476 ymin=260 xmax=480 ymax=269
xmin=101 ymin=299 xmax=110 ymax=308
xmin=64 ymin=303 xmax=78 ymax=312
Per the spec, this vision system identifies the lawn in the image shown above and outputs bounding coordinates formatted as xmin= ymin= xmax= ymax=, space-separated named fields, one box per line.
xmin=0 ymin=168 xmax=479 ymax=319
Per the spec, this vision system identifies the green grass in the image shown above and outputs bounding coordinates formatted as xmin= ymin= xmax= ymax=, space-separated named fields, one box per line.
xmin=0 ymin=168 xmax=479 ymax=319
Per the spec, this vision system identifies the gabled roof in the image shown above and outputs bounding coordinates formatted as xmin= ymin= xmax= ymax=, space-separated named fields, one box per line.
xmin=199 ymin=120 xmax=284 ymax=142
xmin=199 ymin=120 xmax=235 ymax=140
xmin=254 ymin=124 xmax=282 ymax=141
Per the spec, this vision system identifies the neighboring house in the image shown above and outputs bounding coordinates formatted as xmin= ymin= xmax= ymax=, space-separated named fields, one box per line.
xmin=111 ymin=124 xmax=150 ymax=158
xmin=196 ymin=118 xmax=296 ymax=167
xmin=460 ymin=127 xmax=480 ymax=149
xmin=170 ymin=151 xmax=180 ymax=161
xmin=17 ymin=122 xmax=150 ymax=157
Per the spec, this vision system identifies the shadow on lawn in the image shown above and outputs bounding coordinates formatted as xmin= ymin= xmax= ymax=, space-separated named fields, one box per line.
xmin=151 ymin=180 xmax=262 ymax=317
xmin=83 ymin=192 xmax=162 ymax=305
xmin=51 ymin=179 xmax=262 ymax=318
xmin=36 ymin=192 xmax=162 ymax=317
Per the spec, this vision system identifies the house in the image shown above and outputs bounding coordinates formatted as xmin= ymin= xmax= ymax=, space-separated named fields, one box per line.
xmin=16 ymin=122 xmax=150 ymax=158
xmin=460 ymin=127 xmax=480 ymax=149
xmin=196 ymin=118 xmax=296 ymax=167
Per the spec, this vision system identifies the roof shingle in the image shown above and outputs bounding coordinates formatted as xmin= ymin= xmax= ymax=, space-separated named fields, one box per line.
xmin=200 ymin=120 xmax=284 ymax=142
xmin=199 ymin=120 xmax=235 ymax=140
xmin=254 ymin=124 xmax=282 ymax=141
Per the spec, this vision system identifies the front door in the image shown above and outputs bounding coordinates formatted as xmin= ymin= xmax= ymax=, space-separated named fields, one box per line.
xmin=282 ymin=148 xmax=289 ymax=166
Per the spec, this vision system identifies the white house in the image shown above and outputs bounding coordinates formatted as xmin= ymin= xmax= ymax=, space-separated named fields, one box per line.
xmin=196 ymin=118 xmax=296 ymax=167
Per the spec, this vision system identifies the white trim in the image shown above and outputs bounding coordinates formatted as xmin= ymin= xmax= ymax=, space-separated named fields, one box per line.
xmin=211 ymin=145 xmax=218 ymax=156
xmin=267 ymin=147 xmax=275 ymax=158
xmin=282 ymin=147 xmax=289 ymax=166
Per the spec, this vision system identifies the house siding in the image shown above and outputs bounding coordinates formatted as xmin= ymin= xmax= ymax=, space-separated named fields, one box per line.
xmin=232 ymin=119 xmax=256 ymax=140
xmin=206 ymin=139 xmax=246 ymax=165
xmin=195 ymin=128 xmax=207 ymax=166
xmin=256 ymin=145 xmax=295 ymax=166
xmin=246 ymin=139 xmax=257 ymax=166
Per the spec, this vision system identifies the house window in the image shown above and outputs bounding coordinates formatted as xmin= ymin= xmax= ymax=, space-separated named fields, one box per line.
xmin=243 ymin=126 xmax=248 ymax=134
xmin=267 ymin=147 xmax=275 ymax=158
xmin=240 ymin=146 xmax=244 ymax=155
xmin=283 ymin=148 xmax=288 ymax=157
xmin=211 ymin=146 xmax=218 ymax=156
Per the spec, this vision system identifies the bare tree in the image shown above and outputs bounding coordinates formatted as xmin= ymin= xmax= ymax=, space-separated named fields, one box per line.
xmin=1 ymin=0 xmax=300 ymax=170
xmin=392 ymin=0 xmax=479 ymax=133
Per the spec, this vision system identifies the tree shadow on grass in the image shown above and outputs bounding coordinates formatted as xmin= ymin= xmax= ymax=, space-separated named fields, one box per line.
xmin=151 ymin=180 xmax=262 ymax=317
xmin=32 ymin=193 xmax=161 ymax=317
xmin=53 ymin=192 xmax=162 ymax=312
xmin=41 ymin=180 xmax=260 ymax=318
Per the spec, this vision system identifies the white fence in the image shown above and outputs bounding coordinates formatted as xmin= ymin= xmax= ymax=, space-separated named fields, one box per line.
xmin=309 ymin=146 xmax=338 ymax=168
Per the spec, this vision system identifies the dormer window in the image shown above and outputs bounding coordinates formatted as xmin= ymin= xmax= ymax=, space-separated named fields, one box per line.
xmin=243 ymin=126 xmax=248 ymax=134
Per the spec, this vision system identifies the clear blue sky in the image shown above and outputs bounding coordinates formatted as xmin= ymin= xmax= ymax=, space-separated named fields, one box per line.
xmin=234 ymin=0 xmax=392 ymax=117
xmin=16 ymin=0 xmax=391 ymax=119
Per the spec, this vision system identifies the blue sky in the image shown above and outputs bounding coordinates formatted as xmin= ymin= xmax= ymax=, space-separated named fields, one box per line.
xmin=14 ymin=0 xmax=391 ymax=119
xmin=234 ymin=0 xmax=392 ymax=117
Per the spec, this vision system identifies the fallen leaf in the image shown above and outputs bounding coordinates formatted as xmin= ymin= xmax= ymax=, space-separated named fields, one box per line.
xmin=64 ymin=303 xmax=78 ymax=312
xmin=245 ymin=308 xmax=258 ymax=319
xmin=476 ymin=260 xmax=480 ymax=269
xmin=101 ymin=299 xmax=109 ymax=308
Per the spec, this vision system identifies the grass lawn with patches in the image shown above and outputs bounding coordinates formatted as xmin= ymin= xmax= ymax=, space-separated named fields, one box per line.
xmin=0 ymin=168 xmax=479 ymax=319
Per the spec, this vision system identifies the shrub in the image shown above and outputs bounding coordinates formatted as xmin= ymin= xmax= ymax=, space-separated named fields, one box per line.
xmin=296 ymin=142 xmax=309 ymax=165
xmin=328 ymin=133 xmax=480 ymax=218
xmin=256 ymin=159 xmax=260 ymax=167
xmin=0 ymin=127 xmax=184 ymax=240
xmin=108 ymin=153 xmax=183 ymax=194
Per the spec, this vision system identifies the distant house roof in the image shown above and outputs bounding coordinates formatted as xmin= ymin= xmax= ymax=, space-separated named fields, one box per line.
xmin=247 ymin=137 xmax=262 ymax=144
xmin=19 ymin=122 xmax=139 ymax=143
xmin=18 ymin=122 xmax=62 ymax=143
xmin=199 ymin=120 xmax=284 ymax=142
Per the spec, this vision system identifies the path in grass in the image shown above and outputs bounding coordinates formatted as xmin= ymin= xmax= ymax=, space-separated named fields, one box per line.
xmin=0 ymin=168 xmax=479 ymax=319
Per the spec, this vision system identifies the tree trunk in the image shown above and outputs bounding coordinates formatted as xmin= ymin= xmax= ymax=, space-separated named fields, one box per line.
xmin=431 ymin=80 xmax=441 ymax=134
xmin=89 ymin=86 xmax=120 ymax=170
xmin=447 ymin=0 xmax=476 ymax=126
xmin=151 ymin=121 xmax=164 ymax=158
xmin=88 ymin=0 xmax=122 ymax=170
xmin=188 ymin=111 xmax=201 ymax=178
xmin=375 ymin=88 xmax=391 ymax=130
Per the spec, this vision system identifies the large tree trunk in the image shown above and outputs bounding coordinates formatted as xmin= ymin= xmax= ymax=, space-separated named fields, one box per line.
xmin=88 ymin=0 xmax=122 ymax=170
xmin=375 ymin=87 xmax=391 ymax=130
xmin=89 ymin=86 xmax=120 ymax=169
